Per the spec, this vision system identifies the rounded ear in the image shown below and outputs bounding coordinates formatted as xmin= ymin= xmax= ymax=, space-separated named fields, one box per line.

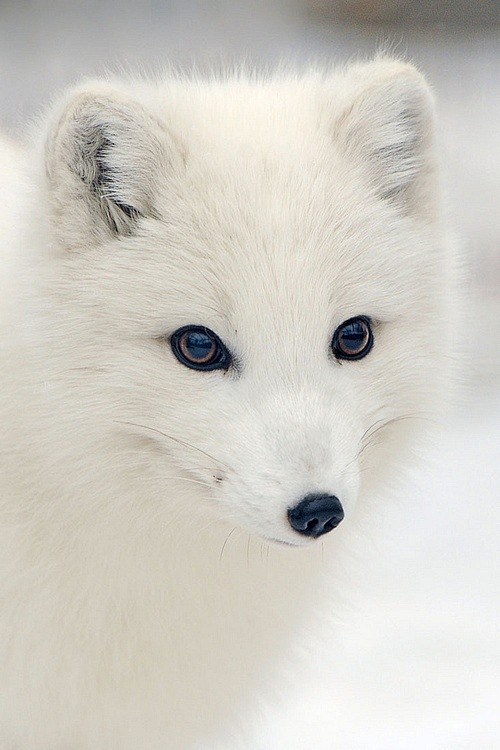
xmin=44 ymin=82 xmax=184 ymax=246
xmin=330 ymin=58 xmax=437 ymax=216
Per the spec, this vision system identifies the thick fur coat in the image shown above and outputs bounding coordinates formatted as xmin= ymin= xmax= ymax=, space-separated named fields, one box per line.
xmin=0 ymin=59 xmax=458 ymax=748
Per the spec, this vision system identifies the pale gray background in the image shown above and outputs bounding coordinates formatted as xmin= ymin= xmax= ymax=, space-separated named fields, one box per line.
xmin=1 ymin=2 xmax=498 ymax=748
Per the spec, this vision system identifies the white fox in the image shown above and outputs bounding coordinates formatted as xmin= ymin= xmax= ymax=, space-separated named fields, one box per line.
xmin=0 ymin=58 xmax=458 ymax=748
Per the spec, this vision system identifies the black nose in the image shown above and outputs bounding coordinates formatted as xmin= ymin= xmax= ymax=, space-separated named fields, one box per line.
xmin=288 ymin=493 xmax=344 ymax=538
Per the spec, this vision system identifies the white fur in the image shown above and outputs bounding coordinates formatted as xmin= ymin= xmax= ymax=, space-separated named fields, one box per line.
xmin=0 ymin=59 xmax=458 ymax=748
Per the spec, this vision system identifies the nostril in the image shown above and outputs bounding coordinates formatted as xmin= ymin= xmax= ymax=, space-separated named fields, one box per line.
xmin=288 ymin=493 xmax=344 ymax=539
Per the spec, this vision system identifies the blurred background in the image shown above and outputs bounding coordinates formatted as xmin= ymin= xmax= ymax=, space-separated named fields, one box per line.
xmin=0 ymin=1 xmax=498 ymax=748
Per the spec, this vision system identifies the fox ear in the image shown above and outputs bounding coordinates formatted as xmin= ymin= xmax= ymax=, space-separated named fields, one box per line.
xmin=45 ymin=83 xmax=182 ymax=245
xmin=331 ymin=59 xmax=437 ymax=214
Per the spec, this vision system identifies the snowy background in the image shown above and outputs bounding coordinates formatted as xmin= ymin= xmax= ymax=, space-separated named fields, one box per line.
xmin=1 ymin=2 xmax=498 ymax=747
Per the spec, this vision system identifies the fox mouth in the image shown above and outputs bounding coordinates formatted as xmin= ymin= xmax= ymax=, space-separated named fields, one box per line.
xmin=263 ymin=536 xmax=305 ymax=548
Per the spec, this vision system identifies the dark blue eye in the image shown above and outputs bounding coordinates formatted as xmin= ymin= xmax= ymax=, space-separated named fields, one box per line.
xmin=332 ymin=316 xmax=373 ymax=361
xmin=170 ymin=326 xmax=231 ymax=371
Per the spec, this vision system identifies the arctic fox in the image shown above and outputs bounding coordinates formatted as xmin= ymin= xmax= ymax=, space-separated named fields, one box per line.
xmin=0 ymin=58 xmax=457 ymax=748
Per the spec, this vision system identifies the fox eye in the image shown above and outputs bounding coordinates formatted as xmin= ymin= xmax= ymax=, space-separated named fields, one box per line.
xmin=332 ymin=316 xmax=373 ymax=361
xmin=170 ymin=326 xmax=231 ymax=371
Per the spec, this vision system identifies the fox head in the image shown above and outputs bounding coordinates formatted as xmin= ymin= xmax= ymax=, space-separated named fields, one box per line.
xmin=34 ymin=59 xmax=455 ymax=547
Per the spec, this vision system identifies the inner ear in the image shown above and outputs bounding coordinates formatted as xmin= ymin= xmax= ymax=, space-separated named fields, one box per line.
xmin=77 ymin=123 xmax=143 ymax=234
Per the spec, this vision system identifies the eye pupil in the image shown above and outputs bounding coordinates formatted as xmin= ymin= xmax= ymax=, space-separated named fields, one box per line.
xmin=341 ymin=322 xmax=366 ymax=351
xmin=332 ymin=317 xmax=373 ymax=360
xmin=182 ymin=331 xmax=215 ymax=362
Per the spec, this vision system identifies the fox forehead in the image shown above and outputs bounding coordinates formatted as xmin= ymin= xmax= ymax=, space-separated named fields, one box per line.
xmin=71 ymin=161 xmax=428 ymax=346
xmin=47 ymin=60 xmax=439 ymax=339
xmin=138 ymin=74 xmax=329 ymax=145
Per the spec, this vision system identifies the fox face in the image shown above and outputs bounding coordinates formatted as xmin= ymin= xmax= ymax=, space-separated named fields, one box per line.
xmin=37 ymin=60 xmax=453 ymax=546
